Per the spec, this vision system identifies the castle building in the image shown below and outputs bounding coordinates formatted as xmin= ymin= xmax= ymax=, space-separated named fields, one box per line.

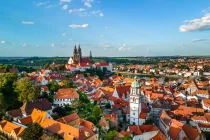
xmin=65 ymin=45 xmax=112 ymax=72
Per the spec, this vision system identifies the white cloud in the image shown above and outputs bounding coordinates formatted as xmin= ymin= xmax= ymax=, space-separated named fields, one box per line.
xmin=99 ymin=35 xmax=104 ymax=37
xmin=69 ymin=24 xmax=89 ymax=28
xmin=69 ymin=8 xmax=85 ymax=13
xmin=22 ymin=21 xmax=34 ymax=25
xmin=192 ymin=38 xmax=210 ymax=42
xmin=105 ymin=26 xmax=110 ymax=30
xmin=91 ymin=10 xmax=100 ymax=14
xmin=51 ymin=44 xmax=55 ymax=47
xmin=118 ymin=44 xmax=131 ymax=51
xmin=46 ymin=4 xmax=59 ymax=8
xmin=36 ymin=1 xmax=50 ymax=6
xmin=99 ymin=13 xmax=104 ymax=17
xmin=62 ymin=5 xmax=68 ymax=10
xmin=91 ymin=10 xmax=104 ymax=17
xmin=60 ymin=0 xmax=71 ymax=3
xmin=1 ymin=41 xmax=5 ymax=44
xmin=62 ymin=33 xmax=67 ymax=36
xmin=20 ymin=43 xmax=28 ymax=47
xmin=99 ymin=43 xmax=112 ymax=48
xmin=180 ymin=13 xmax=210 ymax=32
xmin=83 ymin=0 xmax=94 ymax=8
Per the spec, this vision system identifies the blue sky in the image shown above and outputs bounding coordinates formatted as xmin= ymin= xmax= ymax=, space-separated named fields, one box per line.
xmin=0 ymin=0 xmax=210 ymax=57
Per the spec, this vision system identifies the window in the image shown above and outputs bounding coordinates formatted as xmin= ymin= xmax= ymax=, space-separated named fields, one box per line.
xmin=133 ymin=112 xmax=135 ymax=115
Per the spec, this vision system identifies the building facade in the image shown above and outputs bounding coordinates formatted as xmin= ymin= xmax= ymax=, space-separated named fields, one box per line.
xmin=130 ymin=76 xmax=142 ymax=125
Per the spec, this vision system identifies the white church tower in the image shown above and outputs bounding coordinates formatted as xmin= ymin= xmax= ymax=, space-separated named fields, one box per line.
xmin=130 ymin=76 xmax=141 ymax=125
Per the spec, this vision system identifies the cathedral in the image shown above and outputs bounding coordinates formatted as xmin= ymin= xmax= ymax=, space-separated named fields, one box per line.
xmin=68 ymin=44 xmax=93 ymax=65
xmin=65 ymin=45 xmax=112 ymax=72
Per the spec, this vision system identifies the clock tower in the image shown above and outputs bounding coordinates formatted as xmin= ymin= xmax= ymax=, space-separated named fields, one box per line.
xmin=130 ymin=76 xmax=141 ymax=125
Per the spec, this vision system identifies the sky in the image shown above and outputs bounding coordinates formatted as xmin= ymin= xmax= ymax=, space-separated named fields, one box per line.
xmin=0 ymin=0 xmax=210 ymax=57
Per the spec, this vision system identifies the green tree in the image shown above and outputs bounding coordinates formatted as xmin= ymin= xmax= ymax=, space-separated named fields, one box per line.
xmin=0 ymin=73 xmax=17 ymax=96
xmin=104 ymin=130 xmax=119 ymax=140
xmin=121 ymin=135 xmax=132 ymax=140
xmin=22 ymin=123 xmax=43 ymax=140
xmin=86 ymin=115 xmax=97 ymax=125
xmin=105 ymin=102 xmax=111 ymax=109
xmin=15 ymin=77 xmax=40 ymax=103
xmin=78 ymin=91 xmax=90 ymax=103
xmin=0 ymin=93 xmax=8 ymax=112
xmin=48 ymin=80 xmax=60 ymax=93
xmin=62 ymin=80 xmax=75 ymax=88
xmin=92 ymin=105 xmax=102 ymax=118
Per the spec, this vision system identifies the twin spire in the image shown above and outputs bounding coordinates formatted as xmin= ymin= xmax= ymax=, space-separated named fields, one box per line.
xmin=73 ymin=44 xmax=92 ymax=61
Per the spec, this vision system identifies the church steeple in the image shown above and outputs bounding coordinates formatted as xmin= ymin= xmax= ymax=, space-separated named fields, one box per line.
xmin=73 ymin=44 xmax=77 ymax=61
xmin=90 ymin=51 xmax=92 ymax=60
xmin=74 ymin=44 xmax=77 ymax=54
xmin=78 ymin=44 xmax=82 ymax=61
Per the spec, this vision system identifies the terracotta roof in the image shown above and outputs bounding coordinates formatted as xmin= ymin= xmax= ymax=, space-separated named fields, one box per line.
xmin=151 ymin=93 xmax=164 ymax=100
xmin=40 ymin=118 xmax=79 ymax=139
xmin=99 ymin=117 xmax=109 ymax=127
xmin=7 ymin=109 xmax=22 ymax=118
xmin=128 ymin=125 xmax=142 ymax=135
xmin=152 ymin=130 xmax=167 ymax=140
xmin=104 ymin=113 xmax=117 ymax=124
xmin=20 ymin=98 xmax=51 ymax=116
xmin=182 ymin=124 xmax=200 ymax=140
xmin=60 ymin=113 xmax=79 ymax=124
xmin=0 ymin=69 xmax=6 ymax=73
xmin=19 ymin=116 xmax=33 ymax=125
xmin=94 ymin=62 xmax=109 ymax=66
xmin=41 ymin=86 xmax=49 ymax=92
xmin=198 ymin=123 xmax=210 ymax=128
xmin=0 ymin=120 xmax=24 ymax=137
xmin=160 ymin=109 xmax=171 ymax=126
xmin=116 ymin=85 xmax=130 ymax=98
xmin=203 ymin=99 xmax=210 ymax=108
xmin=80 ymin=119 xmax=95 ymax=131
xmin=205 ymin=113 xmax=210 ymax=122
xmin=9 ymin=68 xmax=19 ymax=73
xmin=139 ymin=113 xmax=147 ymax=119
xmin=55 ymin=88 xmax=79 ymax=99
xmin=191 ymin=116 xmax=207 ymax=121
xmin=139 ymin=125 xmax=158 ymax=132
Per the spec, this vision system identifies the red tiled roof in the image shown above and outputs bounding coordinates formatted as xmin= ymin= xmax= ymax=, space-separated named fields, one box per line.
xmin=20 ymin=98 xmax=51 ymax=116
xmin=55 ymin=88 xmax=79 ymax=99
xmin=128 ymin=125 xmax=142 ymax=135
xmin=19 ymin=116 xmax=32 ymax=125
xmin=7 ymin=109 xmax=22 ymax=118
xmin=9 ymin=68 xmax=19 ymax=73
xmin=0 ymin=69 xmax=6 ymax=73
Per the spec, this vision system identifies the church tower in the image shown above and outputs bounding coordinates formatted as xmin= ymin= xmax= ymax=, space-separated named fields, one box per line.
xmin=89 ymin=51 xmax=92 ymax=61
xmin=130 ymin=76 xmax=141 ymax=125
xmin=78 ymin=44 xmax=82 ymax=62
xmin=73 ymin=44 xmax=77 ymax=62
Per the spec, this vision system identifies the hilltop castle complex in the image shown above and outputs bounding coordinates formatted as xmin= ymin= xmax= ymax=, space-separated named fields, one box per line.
xmin=65 ymin=45 xmax=112 ymax=72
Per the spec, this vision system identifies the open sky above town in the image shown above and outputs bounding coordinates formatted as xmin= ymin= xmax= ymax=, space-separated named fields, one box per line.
xmin=0 ymin=0 xmax=210 ymax=57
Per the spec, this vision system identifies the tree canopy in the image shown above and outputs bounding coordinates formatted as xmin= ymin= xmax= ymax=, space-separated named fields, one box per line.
xmin=22 ymin=123 xmax=43 ymax=140
xmin=104 ymin=130 xmax=119 ymax=140
xmin=15 ymin=77 xmax=40 ymax=103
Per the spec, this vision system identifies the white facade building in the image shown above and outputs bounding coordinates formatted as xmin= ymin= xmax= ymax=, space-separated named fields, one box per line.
xmin=130 ymin=77 xmax=142 ymax=125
